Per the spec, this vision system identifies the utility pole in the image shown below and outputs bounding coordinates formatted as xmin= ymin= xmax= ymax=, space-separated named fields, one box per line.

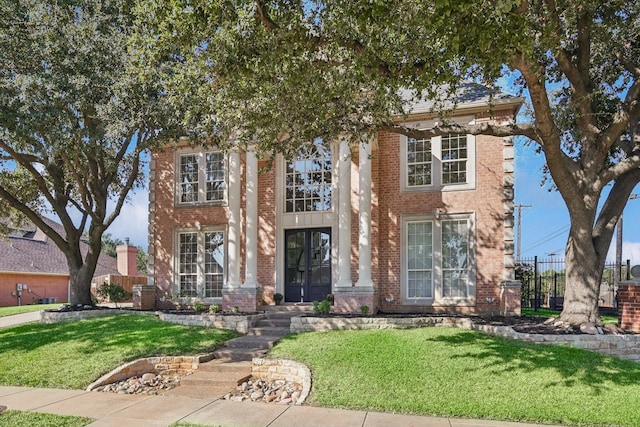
xmin=616 ymin=194 xmax=638 ymax=284
xmin=515 ymin=203 xmax=532 ymax=262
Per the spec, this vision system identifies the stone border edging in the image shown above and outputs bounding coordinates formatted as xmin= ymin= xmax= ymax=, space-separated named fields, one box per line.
xmin=86 ymin=353 xmax=214 ymax=392
xmin=40 ymin=309 xmax=264 ymax=335
xmin=290 ymin=316 xmax=640 ymax=362
xmin=251 ymin=358 xmax=311 ymax=405
xmin=157 ymin=312 xmax=265 ymax=333
xmin=40 ymin=308 xmax=136 ymax=324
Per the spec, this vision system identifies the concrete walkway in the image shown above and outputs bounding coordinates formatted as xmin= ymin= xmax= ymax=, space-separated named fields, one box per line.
xmin=0 ymin=385 xmax=558 ymax=427
xmin=0 ymin=311 xmax=40 ymax=329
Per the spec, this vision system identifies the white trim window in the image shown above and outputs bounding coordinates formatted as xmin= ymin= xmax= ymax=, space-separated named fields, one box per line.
xmin=177 ymin=150 xmax=226 ymax=205
xmin=401 ymin=134 xmax=475 ymax=192
xmin=402 ymin=213 xmax=475 ymax=305
xmin=177 ymin=229 xmax=225 ymax=299
xmin=284 ymin=138 xmax=332 ymax=213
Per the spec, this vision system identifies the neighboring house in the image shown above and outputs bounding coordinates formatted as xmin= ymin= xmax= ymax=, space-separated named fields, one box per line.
xmin=0 ymin=217 xmax=141 ymax=307
xmin=149 ymin=84 xmax=524 ymax=315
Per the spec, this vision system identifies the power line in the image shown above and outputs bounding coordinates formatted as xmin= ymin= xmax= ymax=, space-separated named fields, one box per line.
xmin=521 ymin=224 xmax=570 ymax=255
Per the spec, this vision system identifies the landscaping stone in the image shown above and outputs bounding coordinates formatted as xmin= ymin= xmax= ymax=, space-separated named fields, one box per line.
xmin=223 ymin=377 xmax=304 ymax=404
xmin=93 ymin=372 xmax=185 ymax=395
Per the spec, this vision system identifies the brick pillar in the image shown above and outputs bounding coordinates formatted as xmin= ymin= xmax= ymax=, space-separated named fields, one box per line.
xmin=618 ymin=282 xmax=640 ymax=333
xmin=500 ymin=280 xmax=521 ymax=317
xmin=133 ymin=285 xmax=156 ymax=310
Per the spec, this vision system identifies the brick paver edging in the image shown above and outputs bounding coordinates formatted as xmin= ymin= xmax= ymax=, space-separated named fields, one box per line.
xmin=251 ymin=358 xmax=311 ymax=405
xmin=290 ymin=316 xmax=640 ymax=362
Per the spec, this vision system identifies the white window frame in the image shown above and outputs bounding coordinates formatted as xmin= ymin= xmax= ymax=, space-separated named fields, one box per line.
xmin=175 ymin=227 xmax=226 ymax=301
xmin=401 ymin=213 xmax=476 ymax=306
xmin=400 ymin=118 xmax=476 ymax=192
xmin=175 ymin=148 xmax=227 ymax=206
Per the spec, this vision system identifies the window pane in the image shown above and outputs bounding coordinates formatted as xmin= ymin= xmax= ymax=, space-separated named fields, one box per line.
xmin=204 ymin=231 xmax=225 ymax=298
xmin=180 ymin=155 xmax=199 ymax=203
xmin=178 ymin=232 xmax=198 ymax=297
xmin=205 ymin=152 xmax=225 ymax=201
xmin=441 ymin=134 xmax=467 ymax=184
xmin=442 ymin=219 xmax=469 ymax=298
xmin=406 ymin=221 xmax=433 ymax=298
xmin=285 ymin=139 xmax=332 ymax=212
xmin=407 ymin=138 xmax=432 ymax=187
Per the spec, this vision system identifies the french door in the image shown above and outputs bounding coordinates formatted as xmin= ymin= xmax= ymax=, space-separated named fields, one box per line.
xmin=284 ymin=228 xmax=331 ymax=302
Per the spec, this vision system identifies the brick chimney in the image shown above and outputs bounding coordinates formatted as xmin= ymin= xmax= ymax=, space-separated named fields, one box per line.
xmin=116 ymin=238 xmax=138 ymax=276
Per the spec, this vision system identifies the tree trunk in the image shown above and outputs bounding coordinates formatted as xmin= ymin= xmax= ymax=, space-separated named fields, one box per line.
xmin=68 ymin=263 xmax=95 ymax=306
xmin=559 ymin=229 xmax=607 ymax=325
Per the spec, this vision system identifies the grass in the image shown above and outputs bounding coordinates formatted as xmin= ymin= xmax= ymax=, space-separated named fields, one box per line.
xmin=269 ymin=328 xmax=640 ymax=426
xmin=0 ymin=304 xmax=62 ymax=317
xmin=0 ymin=410 xmax=92 ymax=427
xmin=521 ymin=307 xmax=619 ymax=324
xmin=0 ymin=314 xmax=237 ymax=389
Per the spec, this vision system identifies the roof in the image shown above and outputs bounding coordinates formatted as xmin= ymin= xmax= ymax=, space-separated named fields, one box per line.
xmin=0 ymin=217 xmax=120 ymax=277
xmin=399 ymin=82 xmax=525 ymax=117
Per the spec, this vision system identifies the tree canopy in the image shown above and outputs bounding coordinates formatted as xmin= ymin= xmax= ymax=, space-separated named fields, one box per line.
xmin=0 ymin=0 xmax=179 ymax=304
xmin=136 ymin=0 xmax=639 ymax=325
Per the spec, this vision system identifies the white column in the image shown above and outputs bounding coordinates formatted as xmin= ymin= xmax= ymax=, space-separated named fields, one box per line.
xmin=356 ymin=140 xmax=374 ymax=288
xmin=243 ymin=149 xmax=259 ymax=288
xmin=227 ymin=150 xmax=242 ymax=288
xmin=336 ymin=139 xmax=352 ymax=288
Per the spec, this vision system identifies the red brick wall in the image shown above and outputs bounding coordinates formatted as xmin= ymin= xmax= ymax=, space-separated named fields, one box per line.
xmin=373 ymin=118 xmax=508 ymax=314
xmin=0 ymin=273 xmax=69 ymax=307
xmin=618 ymin=284 xmax=640 ymax=333
xmin=151 ymin=107 xmax=512 ymax=314
xmin=151 ymin=146 xmax=231 ymax=305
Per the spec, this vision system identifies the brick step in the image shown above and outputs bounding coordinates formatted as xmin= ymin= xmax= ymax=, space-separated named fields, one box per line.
xmin=213 ymin=348 xmax=268 ymax=362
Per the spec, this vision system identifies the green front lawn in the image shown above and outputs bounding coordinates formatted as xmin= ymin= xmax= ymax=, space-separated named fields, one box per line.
xmin=0 ymin=410 xmax=92 ymax=427
xmin=521 ymin=307 xmax=619 ymax=324
xmin=0 ymin=314 xmax=237 ymax=389
xmin=0 ymin=304 xmax=62 ymax=317
xmin=270 ymin=328 xmax=640 ymax=426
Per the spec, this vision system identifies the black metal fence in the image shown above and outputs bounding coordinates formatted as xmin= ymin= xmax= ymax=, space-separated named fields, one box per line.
xmin=516 ymin=257 xmax=632 ymax=310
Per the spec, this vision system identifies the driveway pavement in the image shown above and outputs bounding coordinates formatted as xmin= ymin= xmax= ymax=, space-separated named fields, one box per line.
xmin=0 ymin=311 xmax=40 ymax=329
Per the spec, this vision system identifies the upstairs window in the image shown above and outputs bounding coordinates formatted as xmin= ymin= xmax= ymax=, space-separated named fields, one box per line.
xmin=177 ymin=150 xmax=226 ymax=204
xmin=285 ymin=139 xmax=332 ymax=212
xmin=402 ymin=134 xmax=475 ymax=192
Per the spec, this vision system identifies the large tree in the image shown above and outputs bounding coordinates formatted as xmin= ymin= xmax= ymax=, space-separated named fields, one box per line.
xmin=136 ymin=0 xmax=640 ymax=326
xmin=0 ymin=0 xmax=179 ymax=305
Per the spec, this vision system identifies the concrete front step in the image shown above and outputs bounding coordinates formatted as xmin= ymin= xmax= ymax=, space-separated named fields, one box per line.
xmin=197 ymin=360 xmax=252 ymax=373
xmin=254 ymin=318 xmax=291 ymax=328
xmin=213 ymin=347 xmax=269 ymax=362
xmin=245 ymin=327 xmax=289 ymax=336
xmin=261 ymin=304 xmax=313 ymax=313
xmin=225 ymin=336 xmax=282 ymax=349
xmin=166 ymin=360 xmax=251 ymax=398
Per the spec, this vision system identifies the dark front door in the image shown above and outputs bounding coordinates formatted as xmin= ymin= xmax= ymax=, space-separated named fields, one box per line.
xmin=285 ymin=228 xmax=331 ymax=303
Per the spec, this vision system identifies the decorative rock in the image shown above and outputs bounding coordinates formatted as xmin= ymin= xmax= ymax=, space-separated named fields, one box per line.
xmin=96 ymin=373 xmax=182 ymax=395
xmin=226 ymin=377 xmax=303 ymax=405
xmin=580 ymin=322 xmax=599 ymax=335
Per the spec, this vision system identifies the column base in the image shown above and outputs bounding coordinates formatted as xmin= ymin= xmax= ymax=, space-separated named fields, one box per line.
xmin=332 ymin=287 xmax=377 ymax=314
xmin=222 ymin=287 xmax=264 ymax=313
xmin=500 ymin=280 xmax=521 ymax=317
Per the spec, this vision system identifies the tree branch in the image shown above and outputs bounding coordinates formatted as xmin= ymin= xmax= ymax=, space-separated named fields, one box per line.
xmin=255 ymin=1 xmax=278 ymax=30
xmin=379 ymin=121 xmax=539 ymax=141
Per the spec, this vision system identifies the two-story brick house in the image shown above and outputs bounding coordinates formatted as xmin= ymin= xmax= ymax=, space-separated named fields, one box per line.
xmin=149 ymin=85 xmax=523 ymax=315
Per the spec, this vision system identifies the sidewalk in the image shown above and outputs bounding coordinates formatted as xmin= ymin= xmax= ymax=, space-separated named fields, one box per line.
xmin=0 ymin=311 xmax=40 ymax=329
xmin=0 ymin=385 xmax=555 ymax=427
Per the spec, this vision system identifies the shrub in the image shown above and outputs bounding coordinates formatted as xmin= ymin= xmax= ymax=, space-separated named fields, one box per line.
xmin=96 ymin=283 xmax=131 ymax=308
xmin=360 ymin=305 xmax=369 ymax=316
